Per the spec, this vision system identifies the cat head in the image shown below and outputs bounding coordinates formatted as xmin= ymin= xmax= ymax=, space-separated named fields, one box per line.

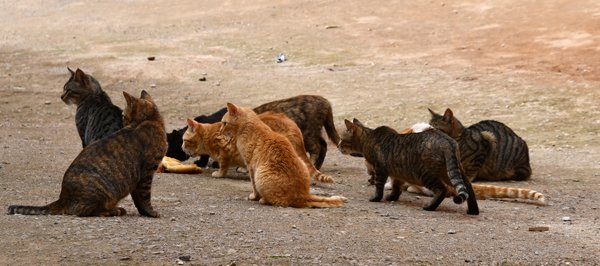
xmin=61 ymin=68 xmax=102 ymax=105
xmin=220 ymin=102 xmax=257 ymax=139
xmin=122 ymin=90 xmax=161 ymax=128
xmin=338 ymin=118 xmax=366 ymax=157
xmin=428 ymin=108 xmax=463 ymax=138
xmin=182 ymin=119 xmax=206 ymax=157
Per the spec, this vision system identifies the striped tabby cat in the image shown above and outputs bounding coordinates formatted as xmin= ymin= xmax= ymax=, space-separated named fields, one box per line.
xmin=8 ymin=91 xmax=167 ymax=217
xmin=220 ymin=103 xmax=344 ymax=208
xmin=338 ymin=119 xmax=479 ymax=215
xmin=428 ymin=108 xmax=531 ymax=181
xmin=182 ymin=111 xmax=333 ymax=182
xmin=61 ymin=68 xmax=123 ymax=147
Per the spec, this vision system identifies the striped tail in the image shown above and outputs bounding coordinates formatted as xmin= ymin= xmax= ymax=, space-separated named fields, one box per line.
xmin=7 ymin=201 xmax=61 ymax=215
xmin=444 ymin=150 xmax=468 ymax=204
xmin=323 ymin=110 xmax=340 ymax=145
xmin=472 ymin=184 xmax=546 ymax=205
xmin=305 ymin=194 xmax=345 ymax=208
xmin=308 ymin=168 xmax=334 ymax=183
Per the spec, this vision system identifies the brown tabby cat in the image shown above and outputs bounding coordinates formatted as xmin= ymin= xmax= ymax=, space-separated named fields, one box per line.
xmin=183 ymin=112 xmax=334 ymax=183
xmin=428 ymin=108 xmax=532 ymax=181
xmin=338 ymin=119 xmax=479 ymax=215
xmin=8 ymin=91 xmax=166 ymax=217
xmin=394 ymin=122 xmax=544 ymax=205
xmin=253 ymin=95 xmax=340 ymax=169
xmin=220 ymin=103 xmax=344 ymax=208
xmin=61 ymin=68 xmax=123 ymax=147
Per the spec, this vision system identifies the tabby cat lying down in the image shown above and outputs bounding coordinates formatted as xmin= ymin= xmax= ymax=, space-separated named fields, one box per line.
xmin=182 ymin=111 xmax=333 ymax=183
xmin=339 ymin=119 xmax=479 ymax=215
xmin=167 ymin=95 xmax=340 ymax=170
xmin=8 ymin=91 xmax=166 ymax=217
xmin=220 ymin=103 xmax=344 ymax=208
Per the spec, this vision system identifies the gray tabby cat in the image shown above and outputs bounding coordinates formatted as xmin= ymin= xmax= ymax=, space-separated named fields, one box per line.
xmin=428 ymin=108 xmax=531 ymax=181
xmin=61 ymin=68 xmax=123 ymax=147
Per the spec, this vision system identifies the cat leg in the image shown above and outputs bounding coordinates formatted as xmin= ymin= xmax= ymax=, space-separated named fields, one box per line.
xmin=97 ymin=207 xmax=127 ymax=217
xmin=247 ymin=166 xmax=261 ymax=201
xmin=369 ymin=168 xmax=388 ymax=202
xmin=131 ymin=172 xmax=159 ymax=218
xmin=461 ymin=175 xmax=479 ymax=215
xmin=212 ymin=156 xmax=229 ymax=178
xmin=385 ymin=178 xmax=403 ymax=201
xmin=313 ymin=137 xmax=328 ymax=170
xmin=422 ymin=178 xmax=447 ymax=211
xmin=194 ymin=155 xmax=210 ymax=168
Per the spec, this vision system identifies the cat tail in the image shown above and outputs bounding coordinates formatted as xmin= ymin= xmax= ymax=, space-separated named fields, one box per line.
xmin=7 ymin=200 xmax=63 ymax=215
xmin=305 ymin=194 xmax=345 ymax=208
xmin=308 ymin=168 xmax=335 ymax=183
xmin=472 ymin=184 xmax=546 ymax=205
xmin=480 ymin=130 xmax=497 ymax=154
xmin=323 ymin=110 xmax=340 ymax=145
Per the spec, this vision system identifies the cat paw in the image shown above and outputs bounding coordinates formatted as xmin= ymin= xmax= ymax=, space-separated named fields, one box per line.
xmin=369 ymin=195 xmax=383 ymax=202
xmin=248 ymin=193 xmax=260 ymax=201
xmin=211 ymin=171 xmax=225 ymax=178
xmin=385 ymin=194 xmax=400 ymax=202
xmin=316 ymin=174 xmax=334 ymax=183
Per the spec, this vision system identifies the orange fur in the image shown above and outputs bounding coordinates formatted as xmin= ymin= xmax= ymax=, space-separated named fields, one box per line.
xmin=183 ymin=112 xmax=333 ymax=182
xmin=221 ymin=103 xmax=344 ymax=208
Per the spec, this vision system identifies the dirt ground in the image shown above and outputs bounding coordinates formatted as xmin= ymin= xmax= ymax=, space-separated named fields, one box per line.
xmin=1 ymin=0 xmax=600 ymax=265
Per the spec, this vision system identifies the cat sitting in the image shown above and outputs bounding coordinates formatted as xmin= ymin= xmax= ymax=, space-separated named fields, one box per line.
xmin=182 ymin=111 xmax=333 ymax=183
xmin=219 ymin=103 xmax=344 ymax=208
xmin=61 ymin=68 xmax=123 ymax=147
xmin=8 ymin=91 xmax=166 ymax=217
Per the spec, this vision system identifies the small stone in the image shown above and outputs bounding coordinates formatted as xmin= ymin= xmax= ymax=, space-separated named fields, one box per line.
xmin=447 ymin=230 xmax=457 ymax=234
xmin=292 ymin=225 xmax=297 ymax=229
xmin=561 ymin=216 xmax=571 ymax=222
xmin=198 ymin=77 xmax=206 ymax=81
xmin=528 ymin=226 xmax=550 ymax=232
xmin=179 ymin=255 xmax=191 ymax=261
xmin=257 ymin=229 xmax=264 ymax=233
xmin=120 ymin=257 xmax=131 ymax=261
xmin=150 ymin=84 xmax=156 ymax=88
xmin=208 ymin=212 xmax=216 ymax=215
xmin=170 ymin=217 xmax=176 ymax=221
xmin=44 ymin=101 xmax=51 ymax=105
xmin=176 ymin=259 xmax=184 ymax=265
xmin=147 ymin=56 xmax=155 ymax=61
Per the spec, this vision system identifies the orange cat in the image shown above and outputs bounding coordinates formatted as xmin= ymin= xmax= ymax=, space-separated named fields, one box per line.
xmin=219 ymin=103 xmax=344 ymax=208
xmin=182 ymin=111 xmax=333 ymax=183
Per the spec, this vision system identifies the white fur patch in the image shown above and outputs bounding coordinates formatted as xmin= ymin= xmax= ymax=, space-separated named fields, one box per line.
xmin=410 ymin=122 xmax=433 ymax=133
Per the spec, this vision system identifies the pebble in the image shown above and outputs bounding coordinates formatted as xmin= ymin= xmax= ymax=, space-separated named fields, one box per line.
xmin=150 ymin=84 xmax=156 ymax=88
xmin=198 ymin=77 xmax=206 ymax=81
xmin=147 ymin=56 xmax=155 ymax=61
xmin=561 ymin=216 xmax=571 ymax=222
xmin=44 ymin=101 xmax=51 ymax=105
xmin=447 ymin=230 xmax=457 ymax=234
xmin=176 ymin=259 xmax=184 ymax=265
xmin=179 ymin=255 xmax=191 ymax=261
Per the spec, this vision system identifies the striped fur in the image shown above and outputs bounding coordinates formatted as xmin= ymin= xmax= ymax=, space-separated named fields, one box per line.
xmin=429 ymin=108 xmax=531 ymax=181
xmin=339 ymin=119 xmax=479 ymax=215
xmin=8 ymin=91 xmax=167 ymax=217
xmin=61 ymin=68 xmax=123 ymax=148
xmin=404 ymin=183 xmax=545 ymax=205
xmin=220 ymin=103 xmax=343 ymax=208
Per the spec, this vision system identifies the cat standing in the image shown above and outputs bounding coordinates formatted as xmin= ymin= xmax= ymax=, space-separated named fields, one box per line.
xmin=338 ymin=119 xmax=479 ymax=215
xmin=220 ymin=103 xmax=344 ymax=208
xmin=428 ymin=108 xmax=531 ymax=181
xmin=61 ymin=68 xmax=123 ymax=147
xmin=8 ymin=91 xmax=167 ymax=217
xmin=182 ymin=111 xmax=333 ymax=182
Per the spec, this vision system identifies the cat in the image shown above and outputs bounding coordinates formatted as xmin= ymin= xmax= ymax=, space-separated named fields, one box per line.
xmin=61 ymin=67 xmax=123 ymax=147
xmin=253 ymin=95 xmax=340 ymax=170
xmin=428 ymin=108 xmax=532 ymax=181
xmin=168 ymin=95 xmax=340 ymax=170
xmin=219 ymin=103 xmax=344 ymax=208
xmin=8 ymin=91 xmax=167 ymax=217
xmin=338 ymin=118 xmax=479 ymax=215
xmin=395 ymin=121 xmax=544 ymax=205
xmin=166 ymin=107 xmax=227 ymax=167
xmin=182 ymin=111 xmax=333 ymax=183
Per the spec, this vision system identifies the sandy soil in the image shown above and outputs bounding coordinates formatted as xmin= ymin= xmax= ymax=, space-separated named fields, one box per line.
xmin=1 ymin=0 xmax=600 ymax=265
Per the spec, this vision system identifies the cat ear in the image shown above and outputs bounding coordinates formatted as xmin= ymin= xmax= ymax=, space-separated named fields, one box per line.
xmin=140 ymin=90 xmax=154 ymax=102
xmin=123 ymin=91 xmax=135 ymax=106
xmin=352 ymin=118 xmax=365 ymax=127
xmin=428 ymin=108 xmax=440 ymax=117
xmin=74 ymin=68 xmax=90 ymax=87
xmin=226 ymin=102 xmax=238 ymax=116
xmin=344 ymin=119 xmax=356 ymax=131
xmin=67 ymin=67 xmax=75 ymax=76
xmin=186 ymin=118 xmax=197 ymax=132
xmin=443 ymin=108 xmax=454 ymax=121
